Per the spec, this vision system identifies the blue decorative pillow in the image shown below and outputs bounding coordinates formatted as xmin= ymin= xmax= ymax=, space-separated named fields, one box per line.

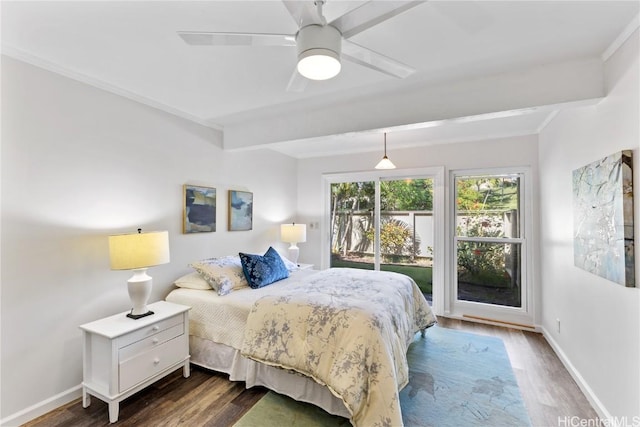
xmin=239 ymin=247 xmax=289 ymax=289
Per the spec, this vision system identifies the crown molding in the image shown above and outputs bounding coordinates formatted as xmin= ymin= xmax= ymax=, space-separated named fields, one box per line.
xmin=602 ymin=13 xmax=639 ymax=62
xmin=0 ymin=44 xmax=223 ymax=131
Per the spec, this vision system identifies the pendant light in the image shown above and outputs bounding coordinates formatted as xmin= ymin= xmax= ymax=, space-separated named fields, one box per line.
xmin=375 ymin=133 xmax=396 ymax=170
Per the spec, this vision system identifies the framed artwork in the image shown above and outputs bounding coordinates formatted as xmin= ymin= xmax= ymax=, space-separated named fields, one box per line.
xmin=229 ymin=190 xmax=253 ymax=231
xmin=572 ymin=150 xmax=635 ymax=287
xmin=183 ymin=185 xmax=216 ymax=233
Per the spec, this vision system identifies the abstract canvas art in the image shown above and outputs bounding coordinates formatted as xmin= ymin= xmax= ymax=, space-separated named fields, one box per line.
xmin=573 ymin=150 xmax=635 ymax=287
xmin=183 ymin=185 xmax=216 ymax=233
xmin=229 ymin=190 xmax=253 ymax=231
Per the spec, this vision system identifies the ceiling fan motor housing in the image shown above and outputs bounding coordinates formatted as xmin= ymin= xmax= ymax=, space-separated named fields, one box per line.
xmin=296 ymin=24 xmax=342 ymax=80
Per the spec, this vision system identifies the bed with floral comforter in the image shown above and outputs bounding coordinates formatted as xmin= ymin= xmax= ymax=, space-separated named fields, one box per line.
xmin=240 ymin=268 xmax=436 ymax=427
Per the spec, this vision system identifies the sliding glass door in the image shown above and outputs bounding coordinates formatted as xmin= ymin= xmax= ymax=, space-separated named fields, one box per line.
xmin=326 ymin=169 xmax=443 ymax=306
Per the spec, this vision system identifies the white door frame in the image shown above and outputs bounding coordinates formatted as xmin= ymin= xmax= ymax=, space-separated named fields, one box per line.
xmin=448 ymin=166 xmax=535 ymax=327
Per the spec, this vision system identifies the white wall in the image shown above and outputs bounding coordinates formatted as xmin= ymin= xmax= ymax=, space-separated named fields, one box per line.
xmin=538 ymin=29 xmax=640 ymax=420
xmin=0 ymin=57 xmax=298 ymax=424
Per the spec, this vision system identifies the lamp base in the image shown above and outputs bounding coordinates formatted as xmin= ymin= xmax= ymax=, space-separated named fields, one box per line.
xmin=127 ymin=310 xmax=154 ymax=320
xmin=288 ymin=243 xmax=300 ymax=265
xmin=127 ymin=268 xmax=153 ymax=319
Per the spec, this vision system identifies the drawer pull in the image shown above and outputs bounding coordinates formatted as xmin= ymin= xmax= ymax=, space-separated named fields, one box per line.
xmin=153 ymin=358 xmax=160 ymax=365
xmin=152 ymin=338 xmax=159 ymax=345
xmin=152 ymin=326 xmax=160 ymax=332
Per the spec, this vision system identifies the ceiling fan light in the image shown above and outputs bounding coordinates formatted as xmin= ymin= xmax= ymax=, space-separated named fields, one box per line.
xmin=297 ymin=49 xmax=341 ymax=80
xmin=296 ymin=25 xmax=342 ymax=81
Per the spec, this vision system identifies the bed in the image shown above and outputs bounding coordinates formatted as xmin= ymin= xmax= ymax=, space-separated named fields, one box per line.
xmin=166 ymin=253 xmax=436 ymax=427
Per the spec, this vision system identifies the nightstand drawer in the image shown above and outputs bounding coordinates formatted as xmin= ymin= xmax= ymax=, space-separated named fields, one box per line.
xmin=117 ymin=314 xmax=183 ymax=348
xmin=119 ymin=324 xmax=183 ymax=361
xmin=119 ymin=335 xmax=187 ymax=392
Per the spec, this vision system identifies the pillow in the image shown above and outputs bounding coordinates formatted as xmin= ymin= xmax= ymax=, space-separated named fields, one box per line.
xmin=173 ymin=272 xmax=211 ymax=290
xmin=189 ymin=256 xmax=248 ymax=296
xmin=239 ymin=247 xmax=289 ymax=289
xmin=279 ymin=252 xmax=300 ymax=271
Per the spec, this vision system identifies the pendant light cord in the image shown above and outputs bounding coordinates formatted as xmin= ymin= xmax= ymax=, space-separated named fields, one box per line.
xmin=384 ymin=133 xmax=388 ymax=156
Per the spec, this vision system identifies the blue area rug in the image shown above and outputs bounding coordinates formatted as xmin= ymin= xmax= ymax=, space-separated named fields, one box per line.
xmin=234 ymin=326 xmax=531 ymax=427
xmin=402 ymin=326 xmax=531 ymax=426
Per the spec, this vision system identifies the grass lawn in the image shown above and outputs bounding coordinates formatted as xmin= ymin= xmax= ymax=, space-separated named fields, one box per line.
xmin=331 ymin=259 xmax=433 ymax=295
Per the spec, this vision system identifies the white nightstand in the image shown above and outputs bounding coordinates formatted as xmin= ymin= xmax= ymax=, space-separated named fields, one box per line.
xmin=79 ymin=301 xmax=191 ymax=423
xmin=297 ymin=263 xmax=315 ymax=270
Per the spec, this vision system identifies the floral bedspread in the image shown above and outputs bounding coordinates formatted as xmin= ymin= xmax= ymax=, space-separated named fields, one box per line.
xmin=240 ymin=268 xmax=436 ymax=427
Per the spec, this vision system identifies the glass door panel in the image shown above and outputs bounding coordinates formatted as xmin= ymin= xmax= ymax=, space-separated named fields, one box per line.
xmin=380 ymin=178 xmax=434 ymax=302
xmin=454 ymin=174 xmax=525 ymax=308
xmin=456 ymin=240 xmax=521 ymax=307
xmin=330 ymin=181 xmax=375 ymax=270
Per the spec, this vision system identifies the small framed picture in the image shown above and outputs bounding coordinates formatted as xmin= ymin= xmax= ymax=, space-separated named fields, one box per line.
xmin=228 ymin=190 xmax=253 ymax=231
xmin=183 ymin=185 xmax=216 ymax=233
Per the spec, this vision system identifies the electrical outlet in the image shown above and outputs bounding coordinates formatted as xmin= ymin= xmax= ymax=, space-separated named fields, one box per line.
xmin=556 ymin=318 xmax=561 ymax=333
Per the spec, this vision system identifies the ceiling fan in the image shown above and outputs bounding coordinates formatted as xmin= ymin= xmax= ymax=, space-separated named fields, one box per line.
xmin=177 ymin=0 xmax=424 ymax=92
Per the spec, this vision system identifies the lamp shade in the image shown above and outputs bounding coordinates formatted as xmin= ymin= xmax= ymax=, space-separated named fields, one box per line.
xmin=281 ymin=223 xmax=307 ymax=244
xmin=109 ymin=230 xmax=170 ymax=270
xmin=375 ymin=156 xmax=396 ymax=170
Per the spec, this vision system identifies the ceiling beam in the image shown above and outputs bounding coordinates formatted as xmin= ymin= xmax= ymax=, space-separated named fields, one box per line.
xmin=222 ymin=57 xmax=604 ymax=150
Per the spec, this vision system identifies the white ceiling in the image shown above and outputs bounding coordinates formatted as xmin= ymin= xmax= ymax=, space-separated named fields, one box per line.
xmin=2 ymin=1 xmax=639 ymax=158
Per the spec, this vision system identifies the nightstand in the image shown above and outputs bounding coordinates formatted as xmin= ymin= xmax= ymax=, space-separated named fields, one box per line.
xmin=298 ymin=263 xmax=315 ymax=270
xmin=79 ymin=301 xmax=191 ymax=423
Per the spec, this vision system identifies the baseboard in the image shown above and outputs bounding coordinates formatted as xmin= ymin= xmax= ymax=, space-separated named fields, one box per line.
xmin=440 ymin=312 xmax=542 ymax=332
xmin=0 ymin=384 xmax=81 ymax=427
xmin=540 ymin=326 xmax=611 ymax=421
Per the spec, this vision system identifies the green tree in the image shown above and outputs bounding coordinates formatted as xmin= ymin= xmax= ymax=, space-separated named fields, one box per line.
xmin=381 ymin=179 xmax=433 ymax=211
xmin=331 ymin=182 xmax=375 ymax=255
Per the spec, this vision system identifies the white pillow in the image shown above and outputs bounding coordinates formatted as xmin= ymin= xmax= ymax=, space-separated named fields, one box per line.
xmin=190 ymin=256 xmax=248 ymax=296
xmin=278 ymin=251 xmax=300 ymax=271
xmin=173 ymin=272 xmax=211 ymax=290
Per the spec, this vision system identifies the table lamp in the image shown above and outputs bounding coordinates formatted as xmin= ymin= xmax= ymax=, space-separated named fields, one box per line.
xmin=281 ymin=223 xmax=307 ymax=265
xmin=108 ymin=229 xmax=170 ymax=319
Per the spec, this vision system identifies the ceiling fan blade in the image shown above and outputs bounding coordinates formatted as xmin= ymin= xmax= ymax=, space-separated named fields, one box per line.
xmin=281 ymin=1 xmax=324 ymax=28
xmin=330 ymin=1 xmax=425 ymax=39
xmin=286 ymin=69 xmax=308 ymax=93
xmin=178 ymin=31 xmax=295 ymax=47
xmin=341 ymin=39 xmax=415 ymax=79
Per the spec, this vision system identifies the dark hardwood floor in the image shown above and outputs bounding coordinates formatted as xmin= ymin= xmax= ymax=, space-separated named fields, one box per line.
xmin=22 ymin=318 xmax=597 ymax=427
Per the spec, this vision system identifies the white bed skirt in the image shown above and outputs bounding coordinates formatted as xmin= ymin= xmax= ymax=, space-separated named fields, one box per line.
xmin=190 ymin=335 xmax=352 ymax=419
